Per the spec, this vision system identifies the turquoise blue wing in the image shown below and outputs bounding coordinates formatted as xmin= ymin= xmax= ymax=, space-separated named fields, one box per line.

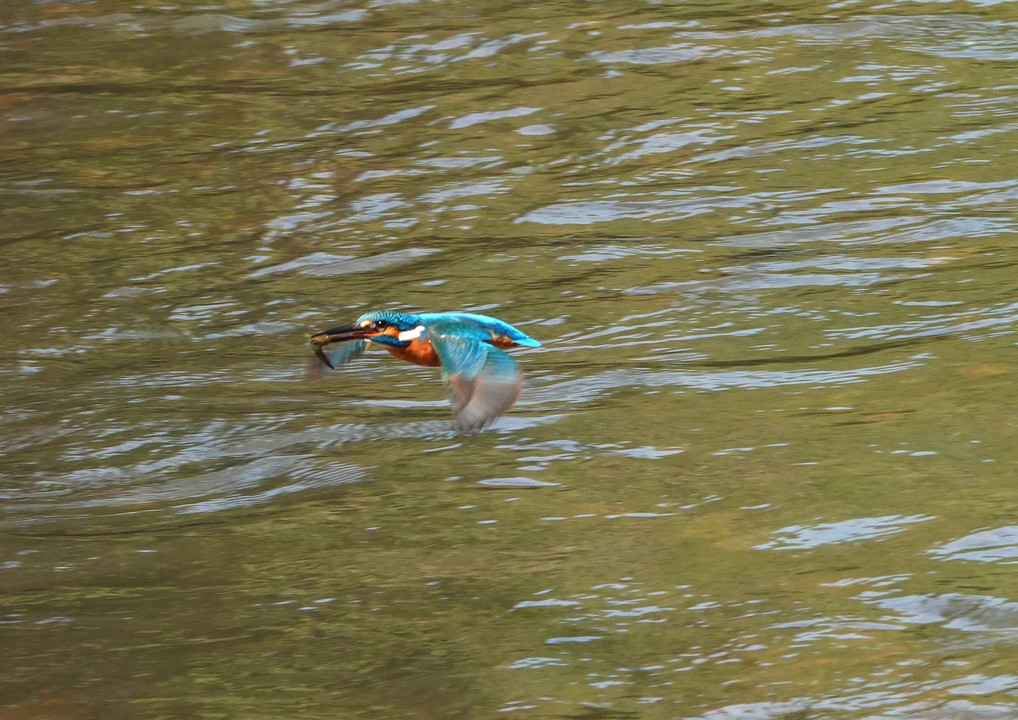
xmin=315 ymin=340 xmax=366 ymax=369
xmin=426 ymin=328 xmax=523 ymax=433
xmin=419 ymin=312 xmax=541 ymax=348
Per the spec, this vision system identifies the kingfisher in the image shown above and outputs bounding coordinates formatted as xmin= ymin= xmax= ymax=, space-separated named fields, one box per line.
xmin=310 ymin=310 xmax=541 ymax=433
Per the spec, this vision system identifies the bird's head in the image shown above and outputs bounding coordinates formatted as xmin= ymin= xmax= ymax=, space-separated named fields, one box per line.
xmin=310 ymin=310 xmax=424 ymax=354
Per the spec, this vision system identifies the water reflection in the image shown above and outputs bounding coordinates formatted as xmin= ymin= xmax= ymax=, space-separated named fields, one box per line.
xmin=931 ymin=527 xmax=1018 ymax=564
xmin=869 ymin=591 xmax=1018 ymax=636
xmin=755 ymin=514 xmax=935 ymax=550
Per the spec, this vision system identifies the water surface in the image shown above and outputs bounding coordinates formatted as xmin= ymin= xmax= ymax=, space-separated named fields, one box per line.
xmin=4 ymin=0 xmax=1018 ymax=717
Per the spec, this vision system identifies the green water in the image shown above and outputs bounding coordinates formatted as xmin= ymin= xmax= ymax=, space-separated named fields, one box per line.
xmin=4 ymin=0 xmax=1018 ymax=717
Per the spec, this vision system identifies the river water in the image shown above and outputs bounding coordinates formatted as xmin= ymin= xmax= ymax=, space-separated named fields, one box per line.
xmin=4 ymin=0 xmax=1018 ymax=717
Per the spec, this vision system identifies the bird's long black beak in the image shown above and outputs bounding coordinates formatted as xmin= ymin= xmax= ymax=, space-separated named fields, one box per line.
xmin=310 ymin=323 xmax=368 ymax=369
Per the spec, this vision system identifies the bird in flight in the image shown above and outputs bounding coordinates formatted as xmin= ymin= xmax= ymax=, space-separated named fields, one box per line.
xmin=310 ymin=310 xmax=540 ymax=433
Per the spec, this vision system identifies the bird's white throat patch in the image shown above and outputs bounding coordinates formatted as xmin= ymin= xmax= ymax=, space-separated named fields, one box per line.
xmin=397 ymin=325 xmax=425 ymax=342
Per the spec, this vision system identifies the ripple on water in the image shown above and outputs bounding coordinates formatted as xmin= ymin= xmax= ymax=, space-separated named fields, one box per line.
xmin=6 ymin=7 xmax=367 ymax=36
xmin=338 ymin=104 xmax=435 ymax=133
xmin=587 ymin=45 xmax=716 ymax=66
xmin=478 ymin=477 xmax=559 ymax=489
xmin=515 ymin=192 xmax=773 ymax=225
xmin=347 ymin=31 xmax=544 ymax=72
xmin=172 ymin=457 xmax=364 ymax=514
xmin=2 ymin=455 xmax=365 ymax=527
xmin=526 ymin=360 xmax=924 ymax=405
xmin=449 ymin=106 xmax=540 ymax=130
xmin=250 ymin=248 xmax=441 ymax=278
xmin=826 ymin=301 xmax=1018 ymax=343
xmin=755 ymin=514 xmax=936 ymax=550
xmin=694 ymin=693 xmax=1018 ymax=720
xmin=929 ymin=526 xmax=1018 ymax=564
xmin=868 ymin=592 xmax=1018 ymax=635
xmin=504 ymin=570 xmax=1018 ymax=715
xmin=517 ymin=124 xmax=555 ymax=136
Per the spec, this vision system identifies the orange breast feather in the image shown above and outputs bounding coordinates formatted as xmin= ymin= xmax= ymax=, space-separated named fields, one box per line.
xmin=386 ymin=337 xmax=441 ymax=367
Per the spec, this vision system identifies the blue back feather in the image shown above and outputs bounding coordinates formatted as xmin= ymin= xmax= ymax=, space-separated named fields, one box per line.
xmin=420 ymin=312 xmax=541 ymax=347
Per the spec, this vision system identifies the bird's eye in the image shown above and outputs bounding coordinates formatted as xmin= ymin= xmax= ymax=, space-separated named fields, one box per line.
xmin=374 ymin=320 xmax=388 ymax=329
